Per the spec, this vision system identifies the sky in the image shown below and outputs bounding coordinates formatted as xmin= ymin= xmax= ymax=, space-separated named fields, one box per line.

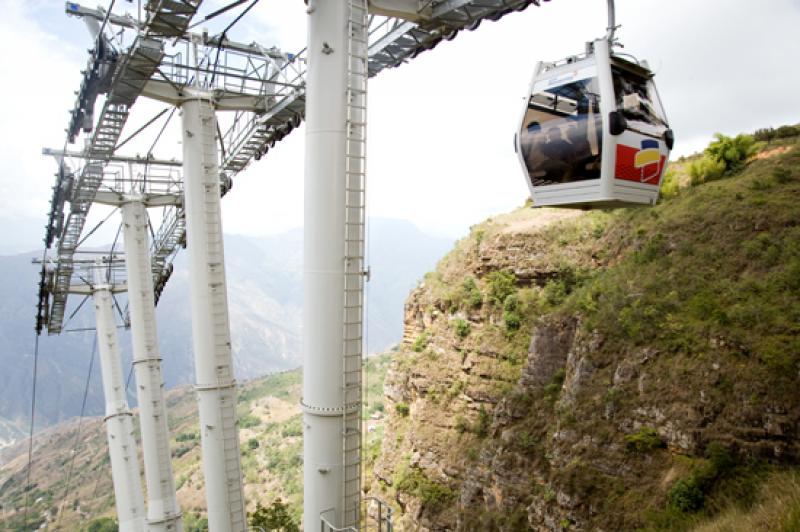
xmin=0 ymin=0 xmax=799 ymax=253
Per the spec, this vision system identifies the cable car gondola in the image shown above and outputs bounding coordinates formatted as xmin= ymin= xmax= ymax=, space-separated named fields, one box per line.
xmin=515 ymin=32 xmax=674 ymax=209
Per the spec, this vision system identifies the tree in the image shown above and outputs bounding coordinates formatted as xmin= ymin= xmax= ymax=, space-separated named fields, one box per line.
xmin=85 ymin=517 xmax=119 ymax=532
xmin=754 ymin=127 xmax=776 ymax=144
xmin=249 ymin=499 xmax=299 ymax=532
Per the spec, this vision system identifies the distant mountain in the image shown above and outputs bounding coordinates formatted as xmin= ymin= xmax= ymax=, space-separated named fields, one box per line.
xmin=0 ymin=219 xmax=451 ymax=439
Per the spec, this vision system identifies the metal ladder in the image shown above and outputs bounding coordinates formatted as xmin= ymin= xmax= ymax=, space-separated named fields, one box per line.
xmin=198 ymin=100 xmax=247 ymax=532
xmin=342 ymin=0 xmax=369 ymax=528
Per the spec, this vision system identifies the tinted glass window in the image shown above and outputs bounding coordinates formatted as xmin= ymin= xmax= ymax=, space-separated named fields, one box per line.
xmin=519 ymin=71 xmax=603 ymax=187
xmin=612 ymin=66 xmax=668 ymax=132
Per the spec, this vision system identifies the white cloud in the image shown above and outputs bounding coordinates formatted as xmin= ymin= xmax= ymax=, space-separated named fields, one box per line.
xmin=0 ymin=2 xmax=82 ymax=221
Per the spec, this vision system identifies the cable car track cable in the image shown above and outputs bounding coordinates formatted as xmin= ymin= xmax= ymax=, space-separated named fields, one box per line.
xmin=22 ymin=331 xmax=41 ymax=530
xmin=55 ymin=333 xmax=98 ymax=528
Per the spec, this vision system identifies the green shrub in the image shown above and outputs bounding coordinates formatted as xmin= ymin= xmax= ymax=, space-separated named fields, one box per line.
xmin=476 ymin=404 xmax=490 ymax=438
xmin=395 ymin=402 xmax=410 ymax=416
xmin=239 ymin=413 xmax=261 ymax=429
xmin=247 ymin=438 xmax=259 ymax=450
xmin=688 ymin=132 xmax=757 ymax=186
xmin=624 ymin=427 xmax=665 ymax=453
xmin=412 ymin=331 xmax=430 ymax=352
xmin=659 ymin=167 xmax=680 ymax=200
xmin=183 ymin=512 xmax=208 ymax=532
xmin=669 ymin=476 xmax=706 ymax=512
xmin=504 ymin=311 xmax=521 ymax=331
xmin=705 ymin=132 xmax=757 ymax=172
xmin=543 ymin=279 xmax=568 ymax=307
xmin=543 ymin=368 xmax=566 ymax=402
xmin=173 ymin=446 xmax=192 ymax=458
xmin=502 ymin=292 xmax=522 ymax=330
xmin=689 ymin=156 xmax=726 ymax=185
xmin=86 ymin=517 xmax=119 ymax=532
xmin=395 ymin=467 xmax=456 ymax=509
xmin=455 ymin=318 xmax=471 ymax=339
xmin=775 ymin=124 xmax=800 ymax=138
xmin=503 ymin=293 xmax=519 ymax=312
xmin=706 ymin=442 xmax=735 ymax=474
xmin=486 ymin=270 xmax=517 ymax=306
xmin=249 ymin=499 xmax=299 ymax=532
xmin=175 ymin=431 xmax=198 ymax=442
xmin=463 ymin=277 xmax=483 ymax=308
xmin=447 ymin=379 xmax=465 ymax=399
xmin=280 ymin=416 xmax=303 ymax=438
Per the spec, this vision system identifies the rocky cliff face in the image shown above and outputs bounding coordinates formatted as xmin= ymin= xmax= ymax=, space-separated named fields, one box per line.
xmin=369 ymin=142 xmax=800 ymax=530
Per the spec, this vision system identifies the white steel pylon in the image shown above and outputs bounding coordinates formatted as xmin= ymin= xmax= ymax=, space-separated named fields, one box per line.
xmin=303 ymin=0 xmax=368 ymax=528
xmin=181 ymin=94 xmax=247 ymax=532
xmin=121 ymin=198 xmax=183 ymax=531
xmin=90 ymin=262 xmax=147 ymax=532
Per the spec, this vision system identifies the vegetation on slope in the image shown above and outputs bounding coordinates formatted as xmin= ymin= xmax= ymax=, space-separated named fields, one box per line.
xmin=370 ymin=128 xmax=800 ymax=530
xmin=0 ymin=353 xmax=393 ymax=531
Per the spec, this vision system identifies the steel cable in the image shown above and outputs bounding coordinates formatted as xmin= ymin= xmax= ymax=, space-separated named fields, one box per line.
xmin=55 ymin=333 xmax=99 ymax=528
xmin=21 ymin=332 xmax=41 ymax=530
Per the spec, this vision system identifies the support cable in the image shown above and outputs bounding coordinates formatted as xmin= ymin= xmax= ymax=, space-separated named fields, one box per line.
xmin=64 ymin=294 xmax=91 ymax=330
xmin=115 ymin=107 xmax=170 ymax=151
xmin=22 ymin=332 xmax=41 ymax=530
xmin=188 ymin=0 xmax=250 ymax=30
xmin=76 ymin=208 xmax=120 ymax=249
xmin=107 ymin=222 xmax=122 ymax=282
xmin=111 ymin=293 xmax=126 ymax=325
xmin=97 ymin=0 xmax=116 ymax=41
xmin=55 ymin=332 xmax=98 ymax=528
xmin=143 ymin=107 xmax=177 ymax=180
xmin=216 ymin=121 xmax=227 ymax=163
xmin=209 ymin=0 xmax=260 ymax=85
xmin=125 ymin=365 xmax=135 ymax=396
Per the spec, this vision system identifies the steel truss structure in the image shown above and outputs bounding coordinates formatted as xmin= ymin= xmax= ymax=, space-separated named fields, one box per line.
xmin=39 ymin=0 xmax=544 ymax=336
xmin=35 ymin=0 xmax=548 ymax=529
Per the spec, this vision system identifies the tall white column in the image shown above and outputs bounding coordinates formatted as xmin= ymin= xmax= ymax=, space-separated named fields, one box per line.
xmin=92 ymin=265 xmax=146 ymax=532
xmin=181 ymin=94 xmax=246 ymax=532
xmin=121 ymin=199 xmax=183 ymax=532
xmin=303 ymin=0 xmax=351 ymax=528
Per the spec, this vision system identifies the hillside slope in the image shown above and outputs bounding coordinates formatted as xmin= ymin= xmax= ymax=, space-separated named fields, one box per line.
xmin=0 ymin=354 xmax=392 ymax=530
xmin=369 ymin=136 xmax=800 ymax=530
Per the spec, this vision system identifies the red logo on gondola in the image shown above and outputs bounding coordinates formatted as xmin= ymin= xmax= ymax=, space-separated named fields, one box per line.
xmin=615 ymin=139 xmax=666 ymax=184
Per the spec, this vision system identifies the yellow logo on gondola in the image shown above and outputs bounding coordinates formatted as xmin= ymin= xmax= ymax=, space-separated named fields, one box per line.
xmin=634 ymin=147 xmax=661 ymax=168
xmin=633 ymin=139 xmax=663 ymax=183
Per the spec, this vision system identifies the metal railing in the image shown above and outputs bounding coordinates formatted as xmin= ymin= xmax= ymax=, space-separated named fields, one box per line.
xmin=320 ymin=497 xmax=393 ymax=532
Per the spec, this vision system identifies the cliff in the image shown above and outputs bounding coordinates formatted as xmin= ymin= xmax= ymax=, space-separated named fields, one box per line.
xmin=369 ymin=135 xmax=800 ymax=530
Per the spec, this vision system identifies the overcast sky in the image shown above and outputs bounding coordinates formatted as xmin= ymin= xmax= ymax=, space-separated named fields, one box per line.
xmin=1 ymin=0 xmax=798 ymax=254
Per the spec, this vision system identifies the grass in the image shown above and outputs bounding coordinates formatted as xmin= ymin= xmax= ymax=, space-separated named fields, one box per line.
xmin=691 ymin=469 xmax=800 ymax=532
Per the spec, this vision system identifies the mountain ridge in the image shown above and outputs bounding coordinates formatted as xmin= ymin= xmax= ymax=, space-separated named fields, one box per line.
xmin=0 ymin=218 xmax=451 ymax=438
